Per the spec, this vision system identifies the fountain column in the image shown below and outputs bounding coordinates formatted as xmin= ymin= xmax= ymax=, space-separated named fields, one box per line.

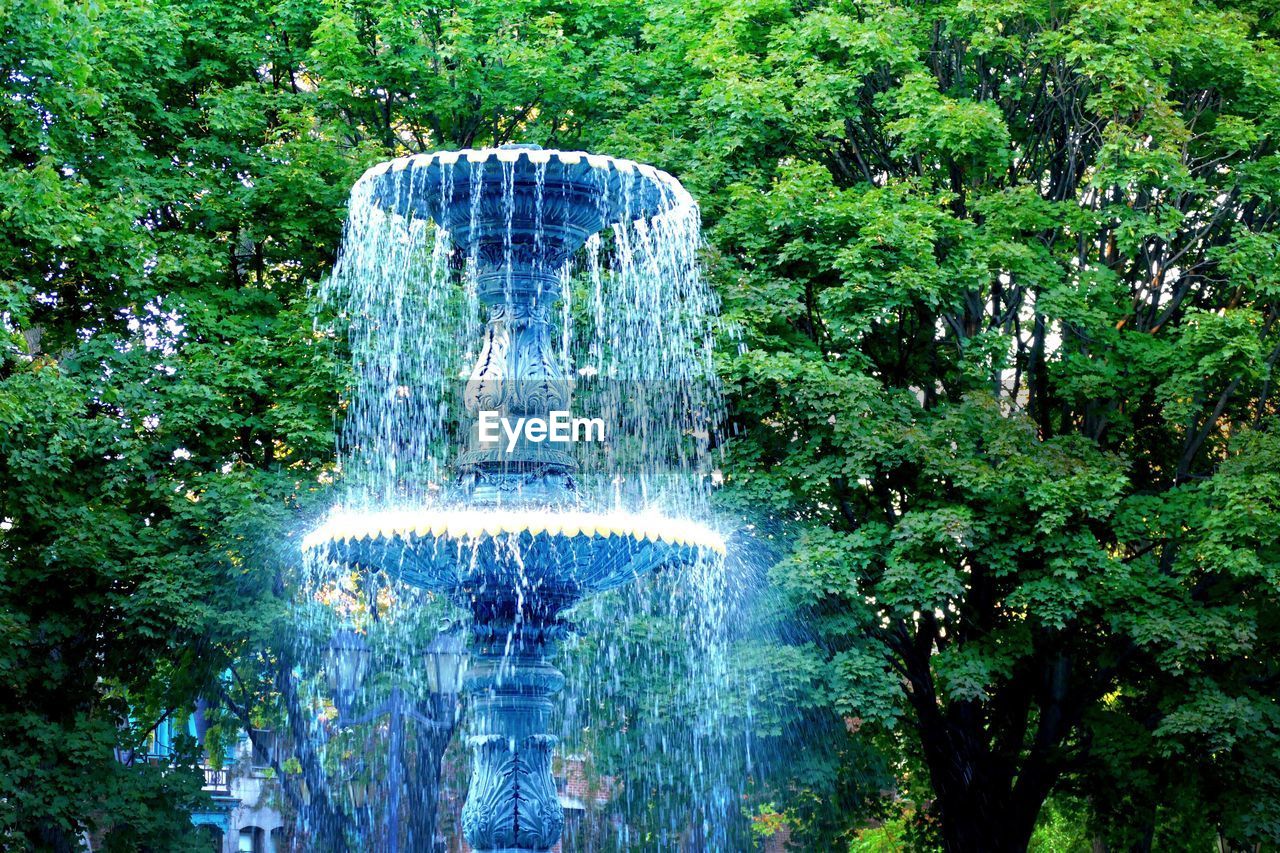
xmin=455 ymin=250 xmax=577 ymax=850
xmin=460 ymin=620 xmax=567 ymax=850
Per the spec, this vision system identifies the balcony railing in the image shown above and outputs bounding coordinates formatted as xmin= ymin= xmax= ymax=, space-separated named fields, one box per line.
xmin=201 ymin=766 xmax=231 ymax=795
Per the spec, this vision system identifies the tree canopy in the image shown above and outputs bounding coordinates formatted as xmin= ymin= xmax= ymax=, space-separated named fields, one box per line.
xmin=1 ymin=0 xmax=1277 ymax=849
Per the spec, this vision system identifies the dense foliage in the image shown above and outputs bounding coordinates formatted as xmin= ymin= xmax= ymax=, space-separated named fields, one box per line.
xmin=0 ymin=0 xmax=349 ymax=846
xmin=2 ymin=0 xmax=1277 ymax=849
xmin=696 ymin=1 xmax=1280 ymax=848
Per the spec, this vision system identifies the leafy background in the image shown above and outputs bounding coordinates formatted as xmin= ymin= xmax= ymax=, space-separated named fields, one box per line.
xmin=1 ymin=0 xmax=1278 ymax=849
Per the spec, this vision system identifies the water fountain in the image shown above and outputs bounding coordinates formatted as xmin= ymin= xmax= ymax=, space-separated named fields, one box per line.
xmin=304 ymin=145 xmax=725 ymax=851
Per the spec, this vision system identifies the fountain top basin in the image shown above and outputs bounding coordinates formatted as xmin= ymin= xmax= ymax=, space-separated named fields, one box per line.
xmin=355 ymin=147 xmax=696 ymax=300
xmin=303 ymin=508 xmax=725 ymax=600
xmin=356 ymin=146 xmax=694 ymax=220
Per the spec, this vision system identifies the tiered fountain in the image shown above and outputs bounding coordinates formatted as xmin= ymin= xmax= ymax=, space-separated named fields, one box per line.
xmin=305 ymin=145 xmax=723 ymax=851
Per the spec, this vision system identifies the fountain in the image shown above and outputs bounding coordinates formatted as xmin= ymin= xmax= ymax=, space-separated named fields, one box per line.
xmin=304 ymin=145 xmax=724 ymax=850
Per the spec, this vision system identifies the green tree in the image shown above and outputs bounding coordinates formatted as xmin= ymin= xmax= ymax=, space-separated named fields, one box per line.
xmin=1 ymin=0 xmax=348 ymax=845
xmin=647 ymin=0 xmax=1280 ymax=847
xmin=6 ymin=0 xmax=1280 ymax=849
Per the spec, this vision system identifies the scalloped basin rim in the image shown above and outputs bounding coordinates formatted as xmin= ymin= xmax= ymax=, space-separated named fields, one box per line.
xmin=355 ymin=147 xmax=696 ymax=214
xmin=302 ymin=508 xmax=727 ymax=556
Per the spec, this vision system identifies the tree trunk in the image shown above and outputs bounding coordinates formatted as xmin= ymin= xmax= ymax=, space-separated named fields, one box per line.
xmin=930 ymin=768 xmax=1046 ymax=852
xmin=906 ymin=645 xmax=1056 ymax=852
xmin=29 ymin=822 xmax=76 ymax=853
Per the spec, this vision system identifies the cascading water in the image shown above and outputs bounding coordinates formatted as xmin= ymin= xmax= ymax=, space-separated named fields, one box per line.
xmin=295 ymin=145 xmax=746 ymax=852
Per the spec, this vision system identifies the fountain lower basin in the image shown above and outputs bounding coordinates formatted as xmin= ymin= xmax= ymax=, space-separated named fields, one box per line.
xmin=304 ymin=508 xmax=725 ymax=595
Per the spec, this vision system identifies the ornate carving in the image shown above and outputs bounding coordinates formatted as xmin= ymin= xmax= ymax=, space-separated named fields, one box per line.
xmin=460 ymin=734 xmax=563 ymax=851
xmin=461 ymin=643 xmax=568 ymax=852
xmin=453 ymin=464 xmax=578 ymax=508
xmin=467 ymin=619 xmax=571 ymax=651
xmin=460 ymin=735 xmax=517 ymax=846
xmin=464 ymin=302 xmax=569 ymax=419
xmin=466 ymin=313 xmax=510 ymax=413
xmin=457 ymin=277 xmax=578 ymax=510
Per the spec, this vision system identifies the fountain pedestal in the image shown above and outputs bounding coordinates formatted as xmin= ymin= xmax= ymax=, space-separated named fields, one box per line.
xmin=461 ymin=622 xmax=567 ymax=851
xmin=442 ymin=149 xmax=592 ymax=851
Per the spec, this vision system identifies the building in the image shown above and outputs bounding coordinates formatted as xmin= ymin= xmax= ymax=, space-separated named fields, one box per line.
xmin=129 ymin=711 xmax=286 ymax=853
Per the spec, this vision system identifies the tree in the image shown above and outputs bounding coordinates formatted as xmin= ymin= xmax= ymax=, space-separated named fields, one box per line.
xmin=6 ymin=0 xmax=1279 ymax=848
xmin=652 ymin=0 xmax=1280 ymax=847
xmin=1 ymin=0 xmax=347 ymax=845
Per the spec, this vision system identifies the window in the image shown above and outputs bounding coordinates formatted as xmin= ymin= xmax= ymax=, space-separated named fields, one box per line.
xmin=249 ymin=729 xmax=277 ymax=769
xmin=238 ymin=826 xmax=264 ymax=853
